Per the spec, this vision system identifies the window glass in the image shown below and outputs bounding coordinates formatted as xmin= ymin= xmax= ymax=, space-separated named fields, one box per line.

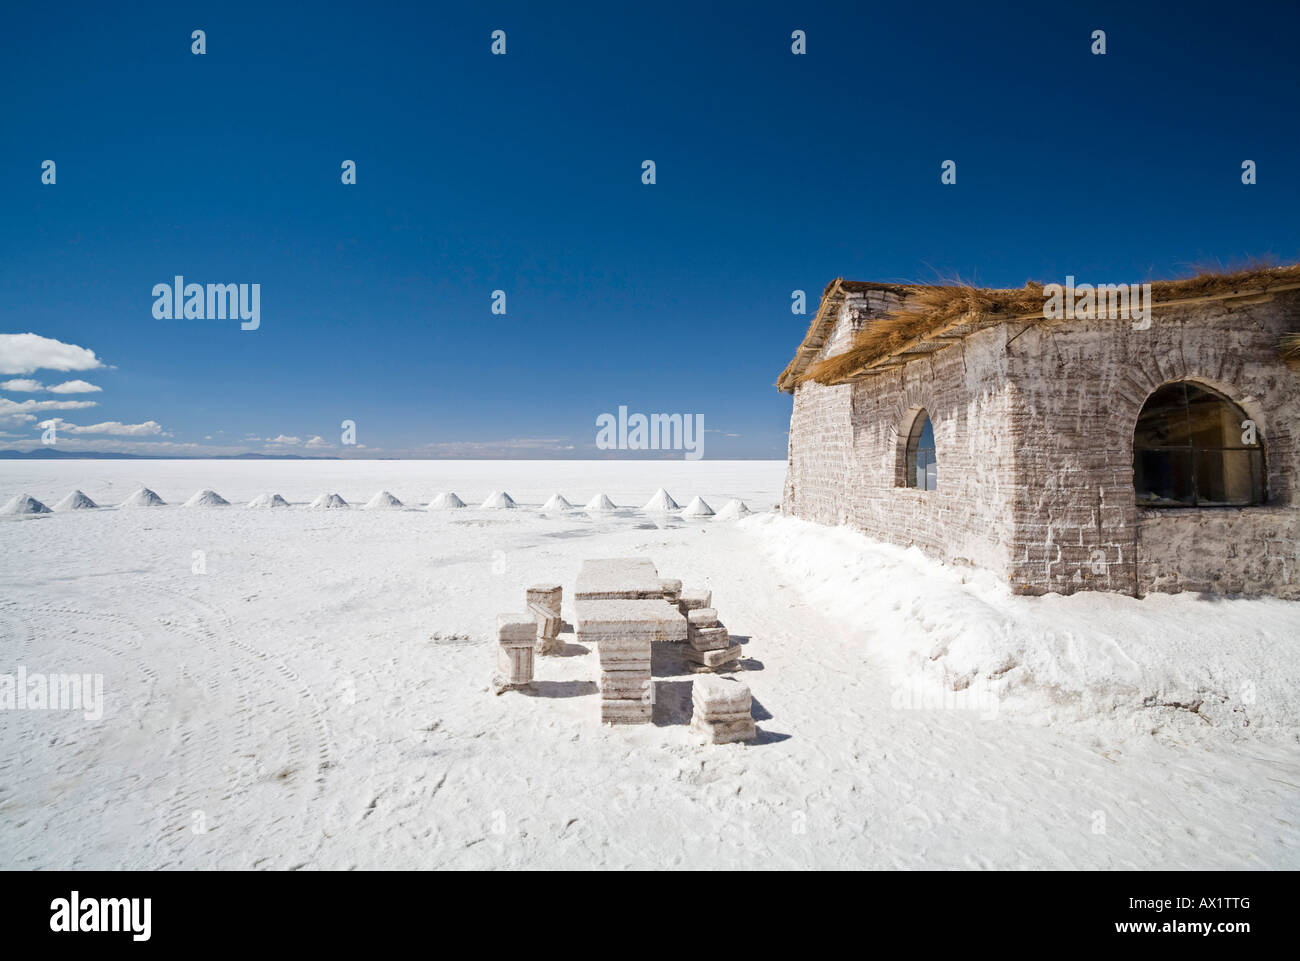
xmin=1134 ymin=383 xmax=1264 ymax=507
xmin=907 ymin=413 xmax=937 ymax=492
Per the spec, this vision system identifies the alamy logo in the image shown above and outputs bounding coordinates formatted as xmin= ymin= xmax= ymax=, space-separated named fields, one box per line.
xmin=50 ymin=892 xmax=151 ymax=941
xmin=595 ymin=405 xmax=703 ymax=461
xmin=1043 ymin=276 xmax=1152 ymax=330
xmin=152 ymin=276 xmax=260 ymax=330
xmin=0 ymin=667 xmax=103 ymax=721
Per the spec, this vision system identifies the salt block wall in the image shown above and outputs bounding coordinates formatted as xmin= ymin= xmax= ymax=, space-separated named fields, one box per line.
xmin=1005 ymin=291 xmax=1300 ymax=598
xmin=846 ymin=327 xmax=1015 ymax=576
xmin=784 ymin=379 xmax=856 ymax=526
xmin=784 ymin=288 xmax=1299 ymax=598
xmin=784 ymin=295 xmax=1017 ymax=578
xmin=782 ymin=292 xmax=889 ymax=526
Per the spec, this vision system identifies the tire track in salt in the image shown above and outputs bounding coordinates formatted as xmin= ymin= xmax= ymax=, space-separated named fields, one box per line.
xmin=147 ymin=585 xmax=335 ymax=798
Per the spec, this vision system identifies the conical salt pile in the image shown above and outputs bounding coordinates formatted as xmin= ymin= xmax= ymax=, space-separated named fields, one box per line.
xmin=642 ymin=488 xmax=680 ymax=512
xmin=184 ymin=489 xmax=230 ymax=508
xmin=542 ymin=494 xmax=574 ymax=511
xmin=248 ymin=493 xmax=290 ymax=509
xmin=121 ymin=487 xmax=165 ymax=508
xmin=364 ymin=490 xmax=404 ymax=510
xmin=680 ymin=496 xmax=715 ymax=517
xmin=480 ymin=491 xmax=517 ymax=509
xmin=714 ymin=499 xmax=752 ymax=520
xmin=427 ymin=492 xmax=466 ymax=510
xmin=584 ymin=493 xmax=617 ymax=511
xmin=309 ymin=493 xmax=349 ymax=510
xmin=1 ymin=493 xmax=51 ymax=515
xmin=53 ymin=490 xmax=98 ymax=511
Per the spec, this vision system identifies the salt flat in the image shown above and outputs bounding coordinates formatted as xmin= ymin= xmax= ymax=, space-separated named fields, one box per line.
xmin=1 ymin=459 xmax=1297 ymax=869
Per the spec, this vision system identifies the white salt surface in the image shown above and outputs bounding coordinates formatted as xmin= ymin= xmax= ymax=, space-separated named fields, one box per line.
xmin=1 ymin=459 xmax=1297 ymax=869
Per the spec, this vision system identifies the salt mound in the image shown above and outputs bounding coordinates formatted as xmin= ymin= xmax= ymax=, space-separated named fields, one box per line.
xmin=1 ymin=493 xmax=51 ymax=515
xmin=364 ymin=490 xmax=404 ymax=510
xmin=184 ymin=489 xmax=230 ymax=508
xmin=309 ymin=493 xmax=349 ymax=510
xmin=480 ymin=491 xmax=517 ymax=509
xmin=542 ymin=493 xmax=574 ymax=511
xmin=680 ymin=496 xmax=715 ymax=517
xmin=121 ymin=487 xmax=165 ymax=508
xmin=427 ymin=492 xmax=466 ymax=510
xmin=53 ymin=490 xmax=98 ymax=511
xmin=715 ymin=499 xmax=753 ymax=520
xmin=584 ymin=493 xmax=618 ymax=511
xmin=642 ymin=488 xmax=680 ymax=512
xmin=247 ymin=493 xmax=290 ymax=509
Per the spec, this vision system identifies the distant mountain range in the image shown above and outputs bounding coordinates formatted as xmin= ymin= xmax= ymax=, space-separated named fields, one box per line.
xmin=0 ymin=449 xmax=340 ymax=460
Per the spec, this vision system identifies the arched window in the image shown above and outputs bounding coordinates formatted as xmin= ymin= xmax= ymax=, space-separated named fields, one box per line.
xmin=906 ymin=411 xmax=937 ymax=491
xmin=1133 ymin=382 xmax=1265 ymax=507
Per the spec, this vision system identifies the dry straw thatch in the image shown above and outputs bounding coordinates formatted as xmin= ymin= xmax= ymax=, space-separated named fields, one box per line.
xmin=1283 ymin=332 xmax=1300 ymax=365
xmin=780 ymin=263 xmax=1300 ymax=391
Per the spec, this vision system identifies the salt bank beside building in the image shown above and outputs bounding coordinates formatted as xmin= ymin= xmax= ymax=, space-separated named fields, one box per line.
xmin=777 ymin=266 xmax=1300 ymax=598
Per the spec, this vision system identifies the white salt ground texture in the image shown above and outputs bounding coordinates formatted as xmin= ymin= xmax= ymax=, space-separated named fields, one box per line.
xmin=183 ymin=489 xmax=230 ymax=508
xmin=1 ymin=493 xmax=50 ymax=516
xmin=247 ymin=493 xmax=290 ymax=509
xmin=680 ymin=496 xmax=714 ymax=517
xmin=53 ymin=490 xmax=98 ymax=511
xmin=427 ymin=492 xmax=466 ymax=510
xmin=364 ymin=491 xmax=404 ymax=510
xmin=0 ymin=459 xmax=1297 ymax=869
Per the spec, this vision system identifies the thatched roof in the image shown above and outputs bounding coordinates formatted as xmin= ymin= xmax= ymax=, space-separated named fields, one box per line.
xmin=777 ymin=264 xmax=1300 ymax=392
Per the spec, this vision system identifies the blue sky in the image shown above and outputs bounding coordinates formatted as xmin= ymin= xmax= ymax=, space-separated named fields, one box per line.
xmin=2 ymin=0 xmax=1297 ymax=458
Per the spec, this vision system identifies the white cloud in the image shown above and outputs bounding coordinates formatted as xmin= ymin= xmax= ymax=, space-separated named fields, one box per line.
xmin=0 ymin=397 xmax=98 ymax=414
xmin=48 ymin=379 xmax=103 ymax=394
xmin=304 ymin=435 xmax=332 ymax=448
xmin=38 ymin=418 xmax=165 ymax=437
xmin=1 ymin=377 xmax=102 ymax=393
xmin=0 ymin=397 xmax=98 ymax=426
xmin=265 ymin=434 xmax=303 ymax=445
xmin=0 ymin=334 xmax=103 ymax=375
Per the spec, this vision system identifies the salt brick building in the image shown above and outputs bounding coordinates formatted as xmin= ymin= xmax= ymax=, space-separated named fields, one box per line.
xmin=777 ymin=269 xmax=1300 ymax=598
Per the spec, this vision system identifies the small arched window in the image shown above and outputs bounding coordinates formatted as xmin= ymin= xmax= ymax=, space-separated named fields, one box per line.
xmin=1133 ymin=381 xmax=1265 ymax=507
xmin=906 ymin=411 xmax=937 ymax=491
